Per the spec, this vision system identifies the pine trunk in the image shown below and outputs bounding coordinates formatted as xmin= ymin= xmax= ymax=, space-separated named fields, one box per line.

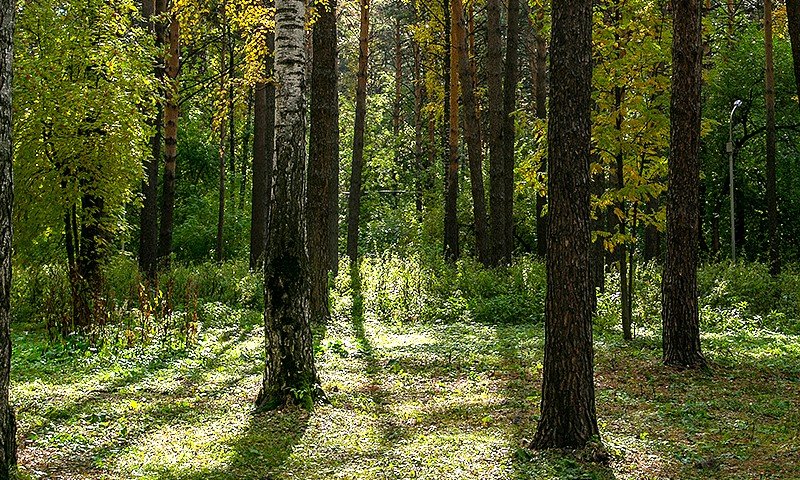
xmin=158 ymin=10 xmax=180 ymax=268
xmin=534 ymin=30 xmax=548 ymax=259
xmin=256 ymin=0 xmax=321 ymax=410
xmin=787 ymin=0 xmax=800 ymax=107
xmin=662 ymin=0 xmax=706 ymax=369
xmin=347 ymin=0 xmax=369 ymax=264
xmin=452 ymin=0 xmax=488 ymax=265
xmin=249 ymin=29 xmax=275 ymax=270
xmin=486 ymin=0 xmax=504 ymax=264
xmin=309 ymin=0 xmax=339 ymax=324
xmin=443 ymin=0 xmax=459 ymax=262
xmin=0 ymin=0 xmax=17 ymax=469
xmin=532 ymin=0 xmax=599 ymax=449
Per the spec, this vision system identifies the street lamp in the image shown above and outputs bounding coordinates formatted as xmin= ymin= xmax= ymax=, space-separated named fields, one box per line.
xmin=727 ymin=99 xmax=742 ymax=262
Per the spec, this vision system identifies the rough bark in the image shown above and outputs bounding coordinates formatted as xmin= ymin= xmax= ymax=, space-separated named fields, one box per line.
xmin=765 ymin=0 xmax=780 ymax=276
xmin=443 ymin=0 xmax=459 ymax=262
xmin=256 ymin=0 xmax=321 ymax=410
xmin=0 ymin=0 xmax=16 ymax=470
xmin=532 ymin=0 xmax=599 ymax=449
xmin=486 ymin=0 xmax=504 ymax=262
xmin=347 ymin=0 xmax=369 ymax=263
xmin=452 ymin=0 xmax=488 ymax=265
xmin=158 ymin=10 xmax=180 ymax=268
xmin=249 ymin=30 xmax=276 ymax=270
xmin=662 ymin=0 xmax=706 ymax=369
xmin=138 ymin=0 xmax=162 ymax=278
xmin=309 ymin=0 xmax=339 ymax=324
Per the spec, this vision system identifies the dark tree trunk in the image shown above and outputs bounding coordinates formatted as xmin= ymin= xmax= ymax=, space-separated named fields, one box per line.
xmin=249 ymin=30 xmax=275 ymax=270
xmin=532 ymin=0 xmax=599 ymax=450
xmin=392 ymin=18 xmax=403 ymax=166
xmin=413 ymin=36 xmax=425 ymax=213
xmin=495 ymin=0 xmax=520 ymax=265
xmin=443 ymin=0 xmax=459 ymax=262
xmin=347 ymin=0 xmax=369 ymax=264
xmin=0 ymin=0 xmax=17 ymax=469
xmin=158 ymin=10 xmax=180 ymax=268
xmin=216 ymin=29 xmax=229 ymax=264
xmin=309 ymin=0 xmax=339 ymax=324
xmin=452 ymin=0 xmax=488 ymax=265
xmin=256 ymin=0 xmax=321 ymax=410
xmin=138 ymin=0 xmax=162 ymax=278
xmin=662 ymin=0 xmax=706 ymax=369
xmin=487 ymin=0 xmax=505 ymax=263
xmin=765 ymin=0 xmax=780 ymax=276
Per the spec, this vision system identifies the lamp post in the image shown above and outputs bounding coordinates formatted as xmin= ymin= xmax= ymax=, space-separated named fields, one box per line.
xmin=727 ymin=100 xmax=742 ymax=262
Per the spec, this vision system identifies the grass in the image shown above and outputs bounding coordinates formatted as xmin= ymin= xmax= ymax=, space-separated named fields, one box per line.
xmin=9 ymin=263 xmax=800 ymax=479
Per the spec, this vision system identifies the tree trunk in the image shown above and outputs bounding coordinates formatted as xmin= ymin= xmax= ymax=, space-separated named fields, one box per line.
xmin=532 ymin=0 xmax=599 ymax=449
xmin=158 ymin=10 xmax=180 ymax=268
xmin=662 ymin=0 xmax=706 ymax=369
xmin=443 ymin=0 xmax=459 ymax=262
xmin=249 ymin=30 xmax=275 ymax=270
xmin=0 ymin=0 xmax=18 ymax=468
xmin=138 ymin=0 xmax=162 ymax=278
xmin=765 ymin=0 xmax=780 ymax=276
xmin=392 ymin=18 xmax=403 ymax=166
xmin=256 ymin=0 xmax=321 ymax=410
xmin=496 ymin=0 xmax=520 ymax=265
xmin=487 ymin=0 xmax=505 ymax=263
xmin=216 ymin=32 xmax=229 ymax=264
xmin=240 ymin=87 xmax=252 ymax=208
xmin=347 ymin=0 xmax=369 ymax=264
xmin=413 ymin=37 xmax=425 ymax=213
xmin=452 ymin=0 xmax=488 ymax=265
xmin=309 ymin=0 xmax=339 ymax=324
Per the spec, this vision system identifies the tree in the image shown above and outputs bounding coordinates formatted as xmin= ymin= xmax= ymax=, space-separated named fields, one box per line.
xmin=309 ymin=0 xmax=340 ymax=323
xmin=787 ymin=0 xmax=800 ymax=106
xmin=256 ymin=0 xmax=321 ymax=409
xmin=486 ymin=0 xmax=505 ymax=263
xmin=249 ymin=30 xmax=275 ymax=270
xmin=451 ymin=0 xmax=488 ymax=266
xmin=662 ymin=0 xmax=706 ymax=369
xmin=347 ymin=0 xmax=370 ymax=264
xmin=532 ymin=0 xmax=599 ymax=449
xmin=443 ymin=0 xmax=459 ymax=262
xmin=0 ymin=0 xmax=16 ymax=470
xmin=158 ymin=4 xmax=181 ymax=268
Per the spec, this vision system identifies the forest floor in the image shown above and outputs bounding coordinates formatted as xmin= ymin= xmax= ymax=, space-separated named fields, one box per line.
xmin=10 ymin=286 xmax=800 ymax=479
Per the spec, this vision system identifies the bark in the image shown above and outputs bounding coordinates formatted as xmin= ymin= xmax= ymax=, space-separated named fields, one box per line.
xmin=216 ymin=30 xmax=229 ymax=264
xmin=347 ymin=0 xmax=369 ymax=263
xmin=486 ymin=0 xmax=504 ymax=262
xmin=662 ymin=0 xmax=706 ymax=369
xmin=392 ymin=18 xmax=403 ymax=166
xmin=532 ymin=0 xmax=599 ymax=449
xmin=787 ymin=0 xmax=800 ymax=107
xmin=249 ymin=31 xmax=275 ymax=270
xmin=443 ymin=0 xmax=459 ymax=262
xmin=138 ymin=0 xmax=162 ymax=278
xmin=309 ymin=0 xmax=339 ymax=324
xmin=413 ymin=38 xmax=425 ymax=213
xmin=615 ymin=85 xmax=632 ymax=341
xmin=256 ymin=0 xmax=321 ymax=410
xmin=158 ymin=10 xmax=180 ymax=268
xmin=0 ymin=0 xmax=17 ymax=469
xmin=765 ymin=0 xmax=780 ymax=276
xmin=452 ymin=0 xmax=488 ymax=265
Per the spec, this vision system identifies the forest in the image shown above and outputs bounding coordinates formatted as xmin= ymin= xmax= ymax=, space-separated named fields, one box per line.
xmin=0 ymin=0 xmax=798 ymax=478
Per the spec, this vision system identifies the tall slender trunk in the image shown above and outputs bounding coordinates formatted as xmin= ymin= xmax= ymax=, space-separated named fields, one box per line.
xmin=347 ymin=0 xmax=369 ymax=264
xmin=614 ymin=84 xmax=632 ymax=341
xmin=497 ymin=0 xmax=520 ymax=265
xmin=158 ymin=9 xmax=180 ymax=268
xmin=240 ymin=87 xmax=252 ymax=208
xmin=452 ymin=0 xmax=488 ymax=265
xmin=486 ymin=0 xmax=504 ymax=262
xmin=139 ymin=0 xmax=162 ymax=278
xmin=392 ymin=18 xmax=403 ymax=166
xmin=662 ymin=0 xmax=706 ymax=369
xmin=765 ymin=0 xmax=780 ymax=275
xmin=216 ymin=32 xmax=229 ymax=264
xmin=249 ymin=28 xmax=275 ymax=270
xmin=786 ymin=0 xmax=800 ymax=107
xmin=0 ymin=0 xmax=17 ymax=468
xmin=228 ymin=35 xmax=236 ymax=199
xmin=413 ymin=35 xmax=425 ymax=213
xmin=533 ymin=0 xmax=599 ymax=449
xmin=256 ymin=0 xmax=321 ymax=410
xmin=309 ymin=0 xmax=339 ymax=324
xmin=443 ymin=0 xmax=459 ymax=262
